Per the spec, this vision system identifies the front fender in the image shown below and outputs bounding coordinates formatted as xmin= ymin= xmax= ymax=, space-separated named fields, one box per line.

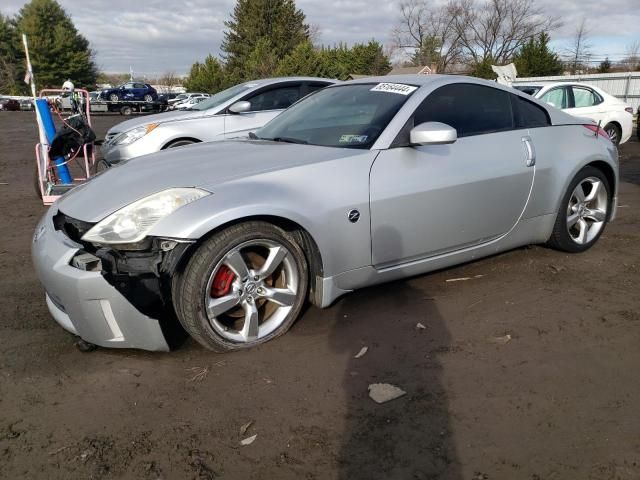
xmin=148 ymin=159 xmax=375 ymax=277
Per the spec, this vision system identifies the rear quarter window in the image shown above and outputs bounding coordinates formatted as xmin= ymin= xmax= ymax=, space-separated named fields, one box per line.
xmin=511 ymin=95 xmax=550 ymax=129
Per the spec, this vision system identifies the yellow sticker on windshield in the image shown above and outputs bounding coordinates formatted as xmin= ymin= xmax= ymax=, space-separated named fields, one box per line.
xmin=370 ymin=83 xmax=418 ymax=95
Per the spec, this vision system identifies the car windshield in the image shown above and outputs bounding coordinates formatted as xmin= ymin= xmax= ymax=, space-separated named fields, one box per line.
xmin=256 ymin=83 xmax=417 ymax=149
xmin=189 ymin=83 xmax=257 ymax=111
xmin=513 ymin=85 xmax=542 ymax=96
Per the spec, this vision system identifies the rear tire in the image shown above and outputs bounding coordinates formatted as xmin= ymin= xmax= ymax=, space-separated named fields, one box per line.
xmin=173 ymin=222 xmax=309 ymax=352
xmin=120 ymin=105 xmax=133 ymax=115
xmin=547 ymin=166 xmax=611 ymax=253
xmin=603 ymin=122 xmax=621 ymax=146
xmin=109 ymin=93 xmax=119 ymax=102
xmin=144 ymin=94 xmax=153 ymax=103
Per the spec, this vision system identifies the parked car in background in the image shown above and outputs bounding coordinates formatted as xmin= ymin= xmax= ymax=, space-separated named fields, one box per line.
xmin=19 ymin=98 xmax=34 ymax=111
xmin=35 ymin=75 xmax=618 ymax=352
xmin=174 ymin=96 xmax=208 ymax=110
xmin=513 ymin=82 xmax=633 ymax=145
xmin=100 ymin=82 xmax=158 ymax=102
xmin=168 ymin=92 xmax=209 ymax=108
xmin=101 ymin=77 xmax=337 ymax=164
xmin=0 ymin=97 xmax=21 ymax=111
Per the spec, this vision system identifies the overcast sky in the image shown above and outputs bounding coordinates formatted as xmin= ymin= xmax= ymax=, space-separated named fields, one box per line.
xmin=2 ymin=0 xmax=638 ymax=76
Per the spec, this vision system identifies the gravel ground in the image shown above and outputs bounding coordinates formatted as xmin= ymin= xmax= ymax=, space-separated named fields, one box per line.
xmin=0 ymin=112 xmax=639 ymax=480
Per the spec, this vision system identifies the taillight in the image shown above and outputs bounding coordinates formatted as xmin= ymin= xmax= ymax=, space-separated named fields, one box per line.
xmin=625 ymin=107 xmax=633 ymax=114
xmin=583 ymin=124 xmax=610 ymax=141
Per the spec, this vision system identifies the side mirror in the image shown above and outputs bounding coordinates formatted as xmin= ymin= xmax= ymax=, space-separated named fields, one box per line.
xmin=229 ymin=101 xmax=251 ymax=114
xmin=410 ymin=121 xmax=457 ymax=146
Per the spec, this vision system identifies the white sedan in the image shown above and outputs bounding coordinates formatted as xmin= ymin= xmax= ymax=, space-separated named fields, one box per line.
xmin=513 ymin=82 xmax=633 ymax=145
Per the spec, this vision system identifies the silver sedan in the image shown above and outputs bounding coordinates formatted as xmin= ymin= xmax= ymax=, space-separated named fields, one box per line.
xmin=100 ymin=77 xmax=337 ymax=165
xmin=33 ymin=75 xmax=618 ymax=352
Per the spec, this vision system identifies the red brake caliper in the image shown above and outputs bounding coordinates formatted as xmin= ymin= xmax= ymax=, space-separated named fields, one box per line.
xmin=211 ymin=265 xmax=236 ymax=297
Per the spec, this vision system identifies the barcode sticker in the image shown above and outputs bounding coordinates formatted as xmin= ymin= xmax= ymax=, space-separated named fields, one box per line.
xmin=370 ymin=83 xmax=418 ymax=95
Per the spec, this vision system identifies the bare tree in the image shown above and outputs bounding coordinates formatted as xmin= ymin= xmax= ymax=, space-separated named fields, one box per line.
xmin=308 ymin=24 xmax=322 ymax=47
xmin=565 ymin=18 xmax=592 ymax=74
xmin=158 ymin=70 xmax=180 ymax=93
xmin=452 ymin=0 xmax=559 ymax=67
xmin=393 ymin=0 xmax=558 ymax=73
xmin=621 ymin=40 xmax=640 ymax=71
xmin=391 ymin=0 xmax=463 ymax=72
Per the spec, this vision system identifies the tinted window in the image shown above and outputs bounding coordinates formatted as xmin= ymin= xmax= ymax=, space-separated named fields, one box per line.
xmin=513 ymin=85 xmax=542 ymax=96
xmin=571 ymin=86 xmax=602 ymax=107
xmin=512 ymin=95 xmax=550 ymax=128
xmin=540 ymin=87 xmax=568 ymax=109
xmin=414 ymin=83 xmax=514 ymax=137
xmin=247 ymin=86 xmax=301 ymax=111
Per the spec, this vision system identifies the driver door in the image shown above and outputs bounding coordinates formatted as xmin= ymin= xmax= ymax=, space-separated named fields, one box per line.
xmin=369 ymin=83 xmax=535 ymax=267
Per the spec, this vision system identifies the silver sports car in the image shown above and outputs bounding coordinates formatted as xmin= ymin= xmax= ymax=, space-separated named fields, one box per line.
xmin=32 ymin=75 xmax=618 ymax=352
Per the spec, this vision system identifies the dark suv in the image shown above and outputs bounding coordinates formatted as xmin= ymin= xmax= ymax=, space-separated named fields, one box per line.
xmin=101 ymin=82 xmax=158 ymax=102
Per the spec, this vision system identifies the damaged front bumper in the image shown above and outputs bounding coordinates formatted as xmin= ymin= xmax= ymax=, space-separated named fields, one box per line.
xmin=31 ymin=206 xmax=191 ymax=351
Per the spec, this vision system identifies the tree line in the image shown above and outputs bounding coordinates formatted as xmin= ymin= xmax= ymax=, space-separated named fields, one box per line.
xmin=1 ymin=0 xmax=639 ymax=96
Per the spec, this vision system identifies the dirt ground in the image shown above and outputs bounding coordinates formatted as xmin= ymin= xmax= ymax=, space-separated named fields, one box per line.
xmin=1 ymin=112 xmax=639 ymax=480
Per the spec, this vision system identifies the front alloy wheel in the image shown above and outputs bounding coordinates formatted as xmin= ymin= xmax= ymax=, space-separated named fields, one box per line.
xmin=173 ymin=222 xmax=309 ymax=352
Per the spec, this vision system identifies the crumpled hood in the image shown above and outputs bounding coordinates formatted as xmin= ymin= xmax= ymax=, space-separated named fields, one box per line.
xmin=57 ymin=140 xmax=363 ymax=222
xmin=106 ymin=109 xmax=206 ymax=135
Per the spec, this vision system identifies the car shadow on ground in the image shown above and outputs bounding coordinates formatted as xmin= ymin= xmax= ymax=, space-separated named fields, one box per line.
xmin=328 ymin=225 xmax=463 ymax=479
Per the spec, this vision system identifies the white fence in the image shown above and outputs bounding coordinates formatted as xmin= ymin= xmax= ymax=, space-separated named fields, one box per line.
xmin=513 ymin=71 xmax=640 ymax=111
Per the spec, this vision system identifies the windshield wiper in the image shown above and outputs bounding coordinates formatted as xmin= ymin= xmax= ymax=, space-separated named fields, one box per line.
xmin=270 ymin=136 xmax=308 ymax=144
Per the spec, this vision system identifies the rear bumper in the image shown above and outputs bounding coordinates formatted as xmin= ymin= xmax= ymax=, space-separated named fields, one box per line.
xmin=31 ymin=207 xmax=170 ymax=351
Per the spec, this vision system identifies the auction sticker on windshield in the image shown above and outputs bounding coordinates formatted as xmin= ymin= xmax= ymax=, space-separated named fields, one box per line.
xmin=370 ymin=83 xmax=418 ymax=95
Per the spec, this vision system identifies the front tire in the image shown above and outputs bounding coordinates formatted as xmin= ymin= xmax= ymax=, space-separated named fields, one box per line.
xmin=547 ymin=166 xmax=611 ymax=253
xmin=173 ymin=222 xmax=309 ymax=352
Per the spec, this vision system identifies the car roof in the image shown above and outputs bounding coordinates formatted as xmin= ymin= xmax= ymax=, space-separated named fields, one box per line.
xmin=244 ymin=76 xmax=340 ymax=85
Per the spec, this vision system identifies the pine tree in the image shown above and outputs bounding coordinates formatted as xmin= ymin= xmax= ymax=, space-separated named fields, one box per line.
xmin=0 ymin=14 xmax=22 ymax=93
xmin=348 ymin=41 xmax=391 ymax=76
xmin=277 ymin=41 xmax=333 ymax=77
xmin=183 ymin=55 xmax=229 ymax=94
xmin=512 ymin=33 xmax=563 ymax=77
xmin=598 ymin=57 xmax=611 ymax=73
xmin=14 ymin=0 xmax=97 ymax=89
xmin=221 ymin=0 xmax=309 ymax=80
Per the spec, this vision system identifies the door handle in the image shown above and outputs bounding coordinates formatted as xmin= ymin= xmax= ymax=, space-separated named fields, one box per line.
xmin=522 ymin=136 xmax=536 ymax=167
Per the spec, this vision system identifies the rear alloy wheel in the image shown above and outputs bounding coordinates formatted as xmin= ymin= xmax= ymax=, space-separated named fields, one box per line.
xmin=548 ymin=166 xmax=610 ymax=253
xmin=174 ymin=222 xmax=309 ymax=352
xmin=144 ymin=94 xmax=153 ymax=103
xmin=603 ymin=122 xmax=621 ymax=146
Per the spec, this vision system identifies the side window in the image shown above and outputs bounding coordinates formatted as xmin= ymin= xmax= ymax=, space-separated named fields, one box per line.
xmin=134 ymin=83 xmax=146 ymax=89
xmin=572 ymin=86 xmax=602 ymax=107
xmin=512 ymin=95 xmax=550 ymax=128
xmin=246 ymin=86 xmax=301 ymax=112
xmin=414 ymin=83 xmax=514 ymax=137
xmin=540 ymin=87 xmax=568 ymax=109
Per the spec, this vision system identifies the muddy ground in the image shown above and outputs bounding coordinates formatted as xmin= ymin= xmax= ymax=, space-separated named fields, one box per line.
xmin=1 ymin=112 xmax=639 ymax=480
